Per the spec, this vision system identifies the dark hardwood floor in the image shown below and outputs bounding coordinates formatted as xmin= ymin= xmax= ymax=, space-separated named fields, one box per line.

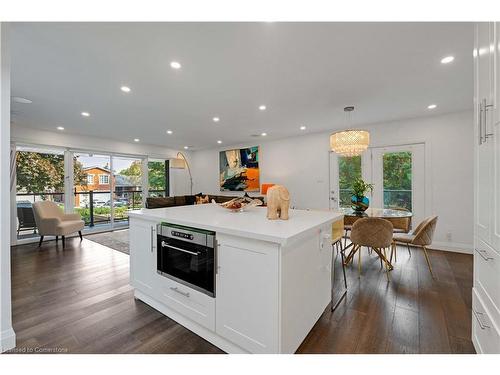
xmin=8 ymin=236 xmax=474 ymax=354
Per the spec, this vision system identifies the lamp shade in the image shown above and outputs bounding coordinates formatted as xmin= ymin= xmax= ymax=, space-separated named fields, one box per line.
xmin=261 ymin=183 xmax=275 ymax=195
xmin=330 ymin=129 xmax=369 ymax=157
xmin=170 ymin=158 xmax=186 ymax=169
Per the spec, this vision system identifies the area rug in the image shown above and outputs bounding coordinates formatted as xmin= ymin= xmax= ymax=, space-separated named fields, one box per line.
xmin=85 ymin=229 xmax=130 ymax=255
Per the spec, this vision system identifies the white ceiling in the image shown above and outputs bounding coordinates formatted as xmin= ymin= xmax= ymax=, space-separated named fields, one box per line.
xmin=10 ymin=22 xmax=473 ymax=150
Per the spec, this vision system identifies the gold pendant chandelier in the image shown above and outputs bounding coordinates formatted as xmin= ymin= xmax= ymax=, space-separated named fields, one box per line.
xmin=330 ymin=106 xmax=369 ymax=157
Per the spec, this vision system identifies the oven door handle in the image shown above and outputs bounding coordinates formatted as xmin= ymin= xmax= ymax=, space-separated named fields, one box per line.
xmin=161 ymin=241 xmax=200 ymax=256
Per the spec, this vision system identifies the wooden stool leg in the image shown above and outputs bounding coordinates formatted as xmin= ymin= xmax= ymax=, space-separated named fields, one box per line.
xmin=344 ymin=244 xmax=357 ymax=266
xmin=339 ymin=242 xmax=347 ymax=289
xmin=422 ymin=246 xmax=434 ymax=279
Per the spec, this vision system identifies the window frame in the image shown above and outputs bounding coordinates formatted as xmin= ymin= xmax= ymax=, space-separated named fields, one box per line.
xmin=99 ymin=174 xmax=110 ymax=185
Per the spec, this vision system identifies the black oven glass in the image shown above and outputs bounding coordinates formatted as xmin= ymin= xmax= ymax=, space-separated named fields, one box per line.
xmin=157 ymin=235 xmax=214 ymax=296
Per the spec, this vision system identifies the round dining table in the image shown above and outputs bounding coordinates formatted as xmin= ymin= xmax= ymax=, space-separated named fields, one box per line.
xmin=339 ymin=207 xmax=413 ymax=219
xmin=338 ymin=207 xmax=413 ymax=271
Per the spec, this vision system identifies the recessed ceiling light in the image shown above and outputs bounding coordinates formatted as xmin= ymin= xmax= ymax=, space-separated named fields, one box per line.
xmin=427 ymin=104 xmax=437 ymax=109
xmin=213 ymin=117 xmax=220 ymax=122
xmin=259 ymin=105 xmax=267 ymax=111
xmin=166 ymin=130 xmax=173 ymax=134
xmin=184 ymin=146 xmax=189 ymax=150
xmin=81 ymin=112 xmax=90 ymax=117
xmin=170 ymin=61 xmax=181 ymax=69
xmin=12 ymin=96 xmax=32 ymax=104
xmin=261 ymin=132 xmax=267 ymax=136
xmin=440 ymin=56 xmax=454 ymax=64
xmin=120 ymin=86 xmax=131 ymax=93
xmin=56 ymin=126 xmax=65 ymax=131
xmin=300 ymin=125 xmax=307 ymax=130
xmin=134 ymin=138 xmax=140 ymax=142
xmin=217 ymin=140 xmax=222 ymax=144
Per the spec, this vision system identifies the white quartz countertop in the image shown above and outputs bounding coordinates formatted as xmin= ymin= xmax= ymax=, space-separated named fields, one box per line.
xmin=128 ymin=204 xmax=343 ymax=245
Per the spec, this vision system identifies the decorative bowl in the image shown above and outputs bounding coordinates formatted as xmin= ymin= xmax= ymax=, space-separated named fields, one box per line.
xmin=213 ymin=197 xmax=263 ymax=212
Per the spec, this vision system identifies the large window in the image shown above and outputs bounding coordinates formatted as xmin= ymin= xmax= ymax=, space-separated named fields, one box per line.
xmin=338 ymin=155 xmax=362 ymax=208
xmin=382 ymin=151 xmax=412 ymax=211
xmin=15 ymin=147 xmax=66 ymax=239
xmin=14 ymin=144 xmax=170 ymax=242
xmin=148 ymin=160 xmax=169 ymax=197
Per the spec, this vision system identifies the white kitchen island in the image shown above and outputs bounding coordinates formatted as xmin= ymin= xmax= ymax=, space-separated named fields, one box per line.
xmin=128 ymin=204 xmax=343 ymax=354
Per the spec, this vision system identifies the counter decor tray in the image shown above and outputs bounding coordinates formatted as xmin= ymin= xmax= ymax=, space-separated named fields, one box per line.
xmin=212 ymin=197 xmax=263 ymax=212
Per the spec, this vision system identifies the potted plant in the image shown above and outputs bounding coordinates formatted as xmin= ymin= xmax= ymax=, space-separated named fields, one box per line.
xmin=350 ymin=178 xmax=374 ymax=212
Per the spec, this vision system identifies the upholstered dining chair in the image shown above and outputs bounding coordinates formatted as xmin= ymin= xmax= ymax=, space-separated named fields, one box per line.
xmin=344 ymin=217 xmax=394 ymax=281
xmin=388 ymin=207 xmax=412 ymax=233
xmin=393 ymin=216 xmax=438 ymax=278
xmin=32 ymin=201 xmax=85 ymax=248
xmin=386 ymin=207 xmax=412 ymax=260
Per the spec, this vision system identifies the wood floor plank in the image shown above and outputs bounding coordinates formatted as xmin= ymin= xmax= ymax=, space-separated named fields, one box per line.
xmin=9 ymin=237 xmax=474 ymax=354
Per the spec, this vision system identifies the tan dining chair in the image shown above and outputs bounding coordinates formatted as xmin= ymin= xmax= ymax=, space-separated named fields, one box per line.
xmin=344 ymin=217 xmax=394 ymax=281
xmin=388 ymin=207 xmax=412 ymax=233
xmin=393 ymin=216 xmax=438 ymax=278
xmin=32 ymin=201 xmax=85 ymax=248
xmin=386 ymin=208 xmax=412 ymax=261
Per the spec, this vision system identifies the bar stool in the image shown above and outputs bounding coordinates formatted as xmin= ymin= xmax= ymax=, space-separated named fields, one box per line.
xmin=331 ymin=217 xmax=347 ymax=311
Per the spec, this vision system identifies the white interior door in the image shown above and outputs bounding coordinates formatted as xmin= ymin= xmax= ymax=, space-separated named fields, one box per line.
xmin=368 ymin=144 xmax=425 ymax=227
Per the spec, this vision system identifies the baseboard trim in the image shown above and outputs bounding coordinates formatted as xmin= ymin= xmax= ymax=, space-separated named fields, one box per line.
xmin=428 ymin=241 xmax=473 ymax=254
xmin=0 ymin=327 xmax=16 ymax=353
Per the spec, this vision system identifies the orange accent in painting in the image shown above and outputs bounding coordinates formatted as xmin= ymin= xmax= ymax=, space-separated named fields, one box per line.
xmin=245 ymin=168 xmax=260 ymax=191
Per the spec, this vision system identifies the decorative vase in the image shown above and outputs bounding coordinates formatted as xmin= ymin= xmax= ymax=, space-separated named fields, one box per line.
xmin=351 ymin=195 xmax=369 ymax=212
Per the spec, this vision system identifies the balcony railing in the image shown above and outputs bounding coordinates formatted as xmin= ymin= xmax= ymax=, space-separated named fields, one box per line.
xmin=16 ymin=189 xmax=166 ymax=234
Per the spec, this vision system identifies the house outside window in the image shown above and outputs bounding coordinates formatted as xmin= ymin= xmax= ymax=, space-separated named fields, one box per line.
xmin=99 ymin=174 xmax=109 ymax=185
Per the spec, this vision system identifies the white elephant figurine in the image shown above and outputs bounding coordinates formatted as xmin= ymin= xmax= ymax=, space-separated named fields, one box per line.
xmin=266 ymin=185 xmax=290 ymax=220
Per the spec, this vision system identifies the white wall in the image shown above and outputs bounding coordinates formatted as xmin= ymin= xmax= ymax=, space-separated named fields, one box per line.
xmin=191 ymin=110 xmax=474 ymax=252
xmin=0 ymin=23 xmax=16 ymax=353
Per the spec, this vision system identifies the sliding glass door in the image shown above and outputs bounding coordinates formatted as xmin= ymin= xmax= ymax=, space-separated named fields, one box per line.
xmin=15 ymin=146 xmax=66 ymax=239
xmin=112 ymin=156 xmax=144 ymax=228
xmin=73 ymin=152 xmax=113 ymax=228
xmin=14 ymin=143 xmax=171 ymax=242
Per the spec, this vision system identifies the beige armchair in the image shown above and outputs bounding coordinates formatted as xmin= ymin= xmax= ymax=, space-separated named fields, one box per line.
xmin=32 ymin=201 xmax=85 ymax=248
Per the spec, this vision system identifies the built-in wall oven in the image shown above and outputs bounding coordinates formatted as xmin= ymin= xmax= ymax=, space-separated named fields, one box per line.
xmin=157 ymin=223 xmax=216 ymax=297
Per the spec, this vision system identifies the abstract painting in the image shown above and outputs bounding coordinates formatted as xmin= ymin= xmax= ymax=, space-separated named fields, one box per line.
xmin=219 ymin=146 xmax=260 ymax=192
